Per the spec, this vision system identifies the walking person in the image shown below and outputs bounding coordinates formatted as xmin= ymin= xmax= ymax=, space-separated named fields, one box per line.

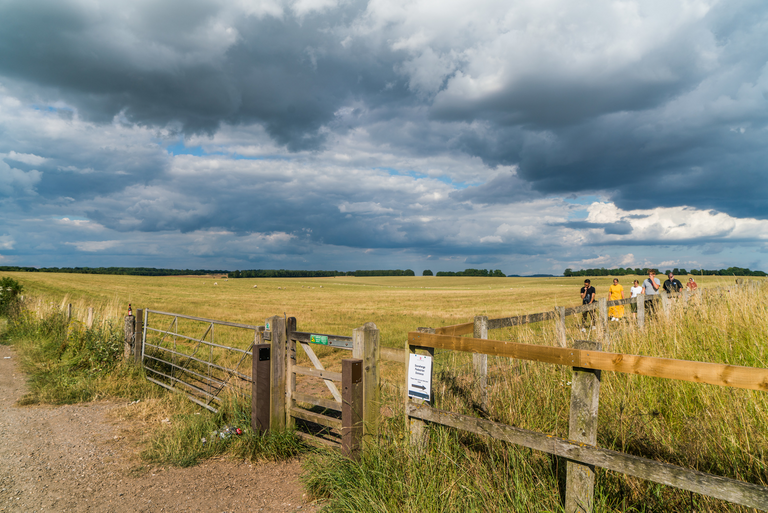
xmin=642 ymin=270 xmax=661 ymax=316
xmin=629 ymin=279 xmax=643 ymax=315
xmin=580 ymin=279 xmax=596 ymax=331
xmin=608 ymin=278 xmax=624 ymax=320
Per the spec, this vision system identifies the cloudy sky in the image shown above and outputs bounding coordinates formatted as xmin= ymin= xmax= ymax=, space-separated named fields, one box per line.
xmin=1 ymin=0 xmax=767 ymax=275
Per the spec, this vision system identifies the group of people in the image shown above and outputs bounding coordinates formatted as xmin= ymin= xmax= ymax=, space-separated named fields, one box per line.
xmin=579 ymin=271 xmax=698 ymax=327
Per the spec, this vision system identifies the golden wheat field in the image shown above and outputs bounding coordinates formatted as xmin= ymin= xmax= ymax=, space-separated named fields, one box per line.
xmin=5 ymin=271 xmax=753 ymax=349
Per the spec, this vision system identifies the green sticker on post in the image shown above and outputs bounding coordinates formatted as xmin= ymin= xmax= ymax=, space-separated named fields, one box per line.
xmin=265 ymin=322 xmax=270 ymax=330
xmin=310 ymin=334 xmax=329 ymax=345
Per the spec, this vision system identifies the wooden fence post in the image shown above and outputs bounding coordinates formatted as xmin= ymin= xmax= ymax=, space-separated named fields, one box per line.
xmin=661 ymin=291 xmax=671 ymax=316
xmin=269 ymin=316 xmax=286 ymax=431
xmin=556 ymin=306 xmax=567 ymax=348
xmin=407 ymin=328 xmax=435 ymax=451
xmin=565 ymin=340 xmax=602 ymax=513
xmin=67 ymin=303 xmax=72 ymax=321
xmin=124 ymin=314 xmax=135 ymax=360
xmin=598 ymin=298 xmax=609 ymax=346
xmin=473 ymin=316 xmax=488 ymax=410
xmin=342 ymin=358 xmax=364 ymax=459
xmin=353 ymin=322 xmax=380 ymax=438
xmin=636 ymin=296 xmax=645 ymax=329
xmin=252 ymin=341 xmax=271 ymax=432
xmin=86 ymin=307 xmax=94 ymax=328
xmin=134 ymin=309 xmax=144 ymax=365
xmin=285 ymin=317 xmax=297 ymax=430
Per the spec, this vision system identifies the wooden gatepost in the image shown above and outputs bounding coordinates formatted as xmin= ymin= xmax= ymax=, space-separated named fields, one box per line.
xmin=255 ymin=316 xmax=379 ymax=458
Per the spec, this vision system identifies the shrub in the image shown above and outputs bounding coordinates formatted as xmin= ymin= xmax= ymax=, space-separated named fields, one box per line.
xmin=0 ymin=276 xmax=23 ymax=317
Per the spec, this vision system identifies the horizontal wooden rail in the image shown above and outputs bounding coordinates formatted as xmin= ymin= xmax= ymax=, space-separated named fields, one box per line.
xmin=407 ymin=403 xmax=768 ymax=510
xmin=294 ymin=431 xmax=341 ymax=449
xmin=488 ymin=311 xmax=557 ymax=330
xmin=290 ymin=407 xmax=342 ymax=430
xmin=434 ymin=323 xmax=474 ymax=336
xmin=407 ymin=332 xmax=768 ymax=391
xmin=293 ymin=365 xmax=342 ymax=382
xmin=293 ymin=392 xmax=341 ymax=411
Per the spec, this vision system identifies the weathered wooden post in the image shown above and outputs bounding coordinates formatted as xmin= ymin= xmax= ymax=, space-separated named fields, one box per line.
xmin=598 ymin=298 xmax=609 ymax=346
xmin=251 ymin=337 xmax=271 ymax=433
xmin=86 ymin=307 xmax=94 ymax=329
xmin=134 ymin=309 xmax=144 ymax=364
xmin=268 ymin=316 xmax=286 ymax=431
xmin=661 ymin=291 xmax=671 ymax=316
xmin=555 ymin=306 xmax=567 ymax=348
xmin=473 ymin=315 xmax=488 ymax=410
xmin=683 ymin=289 xmax=689 ymax=303
xmin=636 ymin=296 xmax=645 ymax=329
xmin=342 ymin=358 xmax=364 ymax=459
xmin=407 ymin=327 xmax=434 ymax=451
xmin=565 ymin=340 xmax=602 ymax=513
xmin=124 ymin=313 xmax=135 ymax=360
xmin=353 ymin=322 xmax=380 ymax=438
xmin=285 ymin=317 xmax=297 ymax=430
xmin=67 ymin=303 xmax=72 ymax=321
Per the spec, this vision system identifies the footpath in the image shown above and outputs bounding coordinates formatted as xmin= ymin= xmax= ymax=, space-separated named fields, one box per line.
xmin=0 ymin=344 xmax=318 ymax=512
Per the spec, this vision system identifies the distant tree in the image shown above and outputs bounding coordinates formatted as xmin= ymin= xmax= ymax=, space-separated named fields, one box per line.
xmin=422 ymin=270 xmax=433 ymax=276
xmin=563 ymin=268 xmax=573 ymax=277
xmin=492 ymin=269 xmax=506 ymax=277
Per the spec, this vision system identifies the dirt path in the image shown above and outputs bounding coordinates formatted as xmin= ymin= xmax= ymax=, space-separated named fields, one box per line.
xmin=0 ymin=344 xmax=321 ymax=512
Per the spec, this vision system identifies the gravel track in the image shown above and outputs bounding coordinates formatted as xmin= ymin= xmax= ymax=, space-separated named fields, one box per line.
xmin=0 ymin=344 xmax=320 ymax=512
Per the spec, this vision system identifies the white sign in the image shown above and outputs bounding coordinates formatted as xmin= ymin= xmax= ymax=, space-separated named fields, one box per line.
xmin=408 ymin=353 xmax=432 ymax=401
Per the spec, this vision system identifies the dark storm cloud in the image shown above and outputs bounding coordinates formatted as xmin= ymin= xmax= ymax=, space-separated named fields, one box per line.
xmin=450 ymin=170 xmax=539 ymax=204
xmin=0 ymin=0 xmax=407 ymax=150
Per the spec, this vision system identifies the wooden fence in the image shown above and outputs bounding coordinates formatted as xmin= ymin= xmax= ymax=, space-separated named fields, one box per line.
xmin=405 ymin=329 xmax=768 ymax=511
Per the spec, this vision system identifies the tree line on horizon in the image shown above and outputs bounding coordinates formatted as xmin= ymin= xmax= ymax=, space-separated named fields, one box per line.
xmin=0 ymin=266 xmax=227 ymax=276
xmin=425 ymin=269 xmax=507 ymax=277
xmin=563 ymin=266 xmax=766 ymax=277
xmin=229 ymin=269 xmax=416 ymax=278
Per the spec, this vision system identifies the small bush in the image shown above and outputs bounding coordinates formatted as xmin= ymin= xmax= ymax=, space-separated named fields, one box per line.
xmin=0 ymin=276 xmax=23 ymax=317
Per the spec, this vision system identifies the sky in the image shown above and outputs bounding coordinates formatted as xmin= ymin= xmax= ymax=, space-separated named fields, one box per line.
xmin=1 ymin=0 xmax=768 ymax=275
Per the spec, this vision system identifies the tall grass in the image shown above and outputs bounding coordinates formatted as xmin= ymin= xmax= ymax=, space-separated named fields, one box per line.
xmin=304 ymin=284 xmax=768 ymax=512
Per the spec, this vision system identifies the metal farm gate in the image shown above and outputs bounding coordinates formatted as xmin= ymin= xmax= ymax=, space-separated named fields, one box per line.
xmin=139 ymin=310 xmax=263 ymax=412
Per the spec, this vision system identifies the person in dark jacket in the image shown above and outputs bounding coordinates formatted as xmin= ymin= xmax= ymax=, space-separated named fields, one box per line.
xmin=663 ymin=272 xmax=683 ymax=293
xmin=580 ymin=279 xmax=596 ymax=331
